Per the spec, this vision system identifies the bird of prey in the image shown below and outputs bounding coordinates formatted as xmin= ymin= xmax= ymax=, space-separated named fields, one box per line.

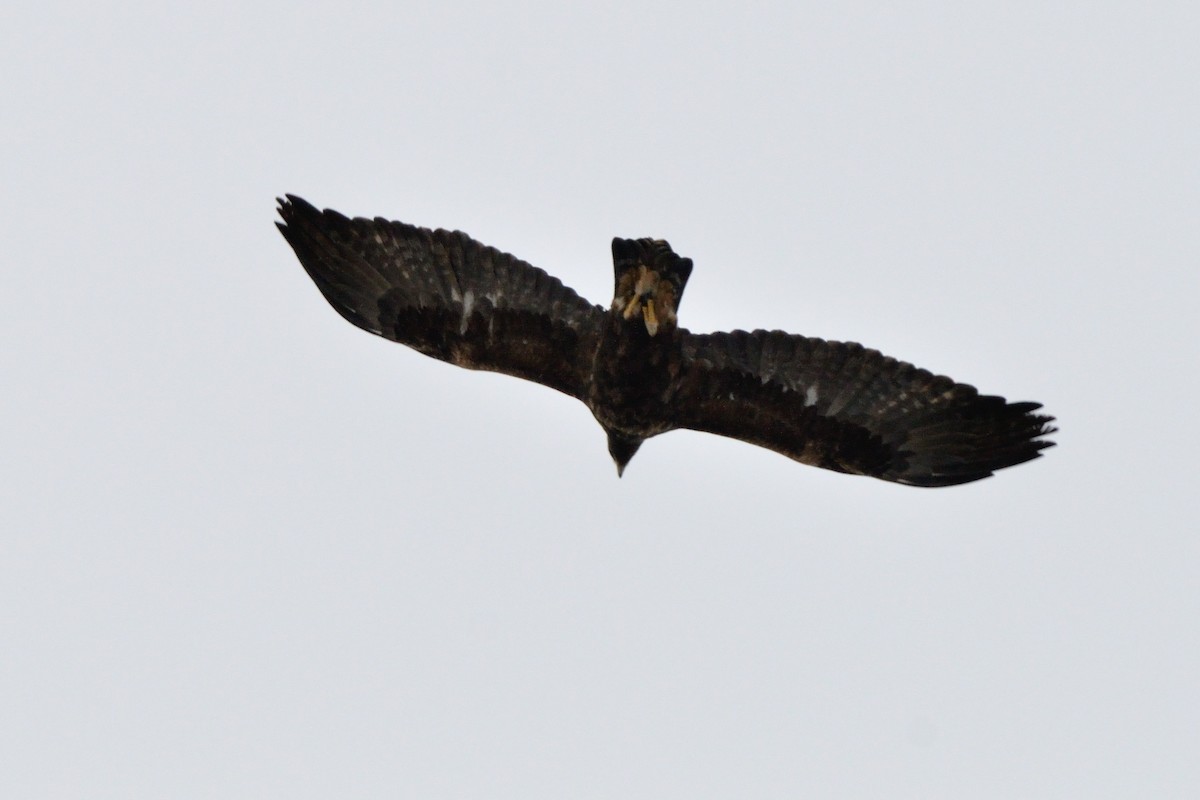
xmin=276 ymin=196 xmax=1054 ymax=486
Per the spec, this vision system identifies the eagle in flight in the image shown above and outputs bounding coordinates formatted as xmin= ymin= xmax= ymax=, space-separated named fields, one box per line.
xmin=277 ymin=196 xmax=1054 ymax=486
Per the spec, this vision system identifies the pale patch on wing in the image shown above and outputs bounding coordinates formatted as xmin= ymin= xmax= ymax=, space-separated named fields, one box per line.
xmin=804 ymin=383 xmax=819 ymax=408
xmin=459 ymin=289 xmax=475 ymax=335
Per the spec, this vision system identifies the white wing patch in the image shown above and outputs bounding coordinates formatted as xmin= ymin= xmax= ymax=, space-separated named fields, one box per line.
xmin=459 ymin=289 xmax=475 ymax=335
xmin=804 ymin=383 xmax=819 ymax=408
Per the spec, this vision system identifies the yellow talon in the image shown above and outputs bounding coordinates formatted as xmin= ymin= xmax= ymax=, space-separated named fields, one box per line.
xmin=643 ymin=300 xmax=658 ymax=336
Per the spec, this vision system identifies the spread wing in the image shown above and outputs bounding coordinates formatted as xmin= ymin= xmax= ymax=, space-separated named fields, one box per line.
xmin=677 ymin=330 xmax=1055 ymax=486
xmin=276 ymin=196 xmax=604 ymax=399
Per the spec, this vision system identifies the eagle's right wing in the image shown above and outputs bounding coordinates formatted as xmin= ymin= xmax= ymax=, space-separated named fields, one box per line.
xmin=277 ymin=196 xmax=605 ymax=400
xmin=676 ymin=329 xmax=1055 ymax=486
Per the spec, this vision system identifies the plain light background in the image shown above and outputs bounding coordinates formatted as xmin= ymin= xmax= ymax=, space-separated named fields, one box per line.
xmin=3 ymin=2 xmax=1197 ymax=797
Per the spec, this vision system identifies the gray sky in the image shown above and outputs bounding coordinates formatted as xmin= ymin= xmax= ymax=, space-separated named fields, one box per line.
xmin=3 ymin=1 xmax=1197 ymax=797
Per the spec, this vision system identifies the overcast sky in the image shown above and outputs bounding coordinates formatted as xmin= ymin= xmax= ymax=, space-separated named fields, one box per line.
xmin=3 ymin=2 xmax=1198 ymax=797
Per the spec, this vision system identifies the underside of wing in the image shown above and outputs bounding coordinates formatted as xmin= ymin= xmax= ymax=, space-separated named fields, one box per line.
xmin=678 ymin=330 xmax=1055 ymax=486
xmin=276 ymin=196 xmax=605 ymax=399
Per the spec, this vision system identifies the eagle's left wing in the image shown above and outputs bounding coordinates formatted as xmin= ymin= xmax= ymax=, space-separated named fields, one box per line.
xmin=676 ymin=329 xmax=1055 ymax=486
xmin=277 ymin=196 xmax=605 ymax=399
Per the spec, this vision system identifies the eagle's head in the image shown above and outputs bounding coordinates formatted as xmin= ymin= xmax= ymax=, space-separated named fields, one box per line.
xmin=610 ymin=238 xmax=693 ymax=337
xmin=606 ymin=430 xmax=643 ymax=477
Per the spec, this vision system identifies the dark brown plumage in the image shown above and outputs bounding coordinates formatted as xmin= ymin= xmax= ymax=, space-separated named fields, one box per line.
xmin=276 ymin=196 xmax=1055 ymax=486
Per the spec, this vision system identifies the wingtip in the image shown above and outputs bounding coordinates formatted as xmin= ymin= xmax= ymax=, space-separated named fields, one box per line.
xmin=275 ymin=195 xmax=294 ymax=224
xmin=276 ymin=194 xmax=316 ymax=215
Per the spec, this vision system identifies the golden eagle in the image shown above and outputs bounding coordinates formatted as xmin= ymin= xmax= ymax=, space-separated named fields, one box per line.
xmin=277 ymin=196 xmax=1054 ymax=486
